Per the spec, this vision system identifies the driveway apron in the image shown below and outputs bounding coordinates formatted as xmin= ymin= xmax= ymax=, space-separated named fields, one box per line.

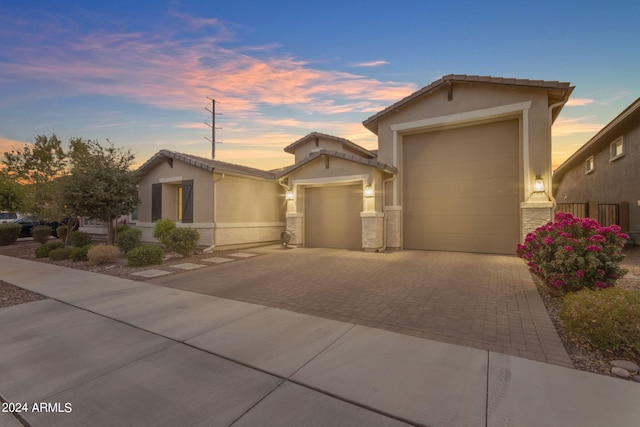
xmin=150 ymin=247 xmax=572 ymax=367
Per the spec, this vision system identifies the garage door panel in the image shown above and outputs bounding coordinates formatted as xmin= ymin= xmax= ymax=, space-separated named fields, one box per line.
xmin=305 ymin=185 xmax=362 ymax=250
xmin=403 ymin=119 xmax=520 ymax=254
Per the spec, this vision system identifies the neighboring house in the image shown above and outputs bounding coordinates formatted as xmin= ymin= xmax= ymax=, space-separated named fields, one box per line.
xmin=136 ymin=150 xmax=285 ymax=248
xmin=553 ymin=97 xmax=640 ymax=244
xmin=279 ymin=75 xmax=574 ymax=254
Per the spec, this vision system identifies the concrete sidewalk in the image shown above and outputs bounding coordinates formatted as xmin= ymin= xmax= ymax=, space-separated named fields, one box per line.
xmin=1 ymin=255 xmax=638 ymax=426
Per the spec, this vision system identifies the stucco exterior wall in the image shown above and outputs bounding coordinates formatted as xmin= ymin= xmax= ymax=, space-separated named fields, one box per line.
xmin=138 ymin=159 xmax=214 ymax=223
xmin=370 ymin=83 xmax=557 ymax=250
xmin=554 ymin=121 xmax=640 ymax=242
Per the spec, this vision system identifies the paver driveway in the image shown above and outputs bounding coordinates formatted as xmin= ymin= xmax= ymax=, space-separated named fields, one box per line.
xmin=149 ymin=247 xmax=572 ymax=367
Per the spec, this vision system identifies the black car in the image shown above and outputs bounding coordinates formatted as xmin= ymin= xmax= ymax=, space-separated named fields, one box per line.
xmin=13 ymin=216 xmax=79 ymax=238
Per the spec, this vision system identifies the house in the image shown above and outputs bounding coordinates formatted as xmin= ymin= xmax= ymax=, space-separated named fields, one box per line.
xmin=553 ymin=97 xmax=640 ymax=244
xmin=136 ymin=150 xmax=285 ymax=248
xmin=279 ymin=75 xmax=574 ymax=254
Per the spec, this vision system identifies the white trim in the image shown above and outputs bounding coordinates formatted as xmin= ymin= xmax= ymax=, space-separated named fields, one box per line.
xmin=215 ymin=222 xmax=285 ymax=229
xmin=384 ymin=205 xmax=402 ymax=211
xmin=360 ymin=212 xmax=384 ymax=218
xmin=291 ymin=174 xmax=369 ymax=187
xmin=159 ymin=176 xmax=183 ymax=183
xmin=585 ymin=155 xmax=595 ymax=174
xmin=522 ymin=108 xmax=531 ymax=198
xmin=609 ymin=136 xmax=624 ymax=161
xmin=390 ymin=101 xmax=532 ymax=133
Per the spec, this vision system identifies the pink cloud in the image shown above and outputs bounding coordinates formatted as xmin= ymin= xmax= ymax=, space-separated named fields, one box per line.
xmin=565 ymin=98 xmax=595 ymax=107
xmin=2 ymin=19 xmax=416 ymax=118
xmin=552 ymin=117 xmax=603 ymax=136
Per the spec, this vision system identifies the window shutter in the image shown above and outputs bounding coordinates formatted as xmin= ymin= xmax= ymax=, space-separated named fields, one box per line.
xmin=182 ymin=179 xmax=194 ymax=223
xmin=151 ymin=183 xmax=162 ymax=221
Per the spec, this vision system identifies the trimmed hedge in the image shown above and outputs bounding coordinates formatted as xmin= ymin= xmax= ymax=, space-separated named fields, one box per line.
xmin=126 ymin=244 xmax=164 ymax=267
xmin=49 ymin=247 xmax=73 ymax=261
xmin=153 ymin=218 xmax=175 ymax=247
xmin=0 ymin=223 xmax=21 ymax=246
xmin=70 ymin=245 xmax=92 ymax=262
xmin=35 ymin=241 xmax=66 ymax=258
xmin=69 ymin=231 xmax=92 ymax=247
xmin=168 ymin=228 xmax=200 ymax=256
xmin=32 ymin=225 xmax=53 ymax=244
xmin=116 ymin=227 xmax=142 ymax=254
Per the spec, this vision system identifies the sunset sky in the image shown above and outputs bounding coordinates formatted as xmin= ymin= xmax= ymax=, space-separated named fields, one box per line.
xmin=1 ymin=0 xmax=638 ymax=170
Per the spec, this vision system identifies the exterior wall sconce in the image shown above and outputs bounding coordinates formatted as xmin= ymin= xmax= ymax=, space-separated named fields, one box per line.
xmin=533 ymin=177 xmax=545 ymax=193
xmin=364 ymin=185 xmax=374 ymax=198
xmin=285 ymin=190 xmax=294 ymax=201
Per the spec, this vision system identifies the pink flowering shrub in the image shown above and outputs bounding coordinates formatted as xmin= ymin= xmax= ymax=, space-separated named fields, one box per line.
xmin=516 ymin=212 xmax=628 ymax=292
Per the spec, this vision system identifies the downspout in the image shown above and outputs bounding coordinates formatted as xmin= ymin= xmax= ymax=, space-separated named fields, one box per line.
xmin=203 ymin=173 xmax=225 ymax=253
xmin=547 ymin=100 xmax=568 ymax=207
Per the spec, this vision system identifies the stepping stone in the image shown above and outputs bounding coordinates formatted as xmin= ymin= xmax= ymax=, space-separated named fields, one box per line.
xmin=228 ymin=253 xmax=259 ymax=258
xmin=131 ymin=269 xmax=172 ymax=278
xmin=202 ymin=257 xmax=235 ymax=264
xmin=170 ymin=263 xmax=205 ymax=271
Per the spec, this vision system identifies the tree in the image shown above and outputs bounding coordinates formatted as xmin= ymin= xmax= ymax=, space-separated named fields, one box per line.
xmin=1 ymin=134 xmax=67 ymax=219
xmin=63 ymin=140 xmax=140 ymax=244
xmin=0 ymin=173 xmax=28 ymax=213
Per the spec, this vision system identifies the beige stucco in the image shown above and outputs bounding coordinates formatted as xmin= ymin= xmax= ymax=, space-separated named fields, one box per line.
xmin=137 ymin=153 xmax=285 ymax=248
xmin=138 ymin=158 xmax=213 ymax=223
xmin=369 ymin=82 xmax=564 ymax=253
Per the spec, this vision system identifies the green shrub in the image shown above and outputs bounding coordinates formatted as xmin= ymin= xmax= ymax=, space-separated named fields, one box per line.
xmin=32 ymin=225 xmax=53 ymax=244
xmin=0 ymin=223 xmax=21 ymax=246
xmin=168 ymin=227 xmax=200 ymax=256
xmin=126 ymin=244 xmax=164 ymax=267
xmin=69 ymin=245 xmax=92 ymax=262
xmin=561 ymin=288 xmax=640 ymax=360
xmin=56 ymin=225 xmax=69 ymax=241
xmin=69 ymin=230 xmax=92 ymax=247
xmin=516 ymin=212 xmax=628 ymax=292
xmin=87 ymin=244 xmax=120 ymax=265
xmin=153 ymin=218 xmax=175 ymax=247
xmin=49 ymin=247 xmax=73 ymax=261
xmin=115 ymin=224 xmax=130 ymax=234
xmin=35 ymin=241 xmax=66 ymax=258
xmin=115 ymin=227 xmax=142 ymax=254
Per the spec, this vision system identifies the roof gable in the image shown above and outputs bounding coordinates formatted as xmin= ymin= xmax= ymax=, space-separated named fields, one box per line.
xmin=137 ymin=150 xmax=276 ymax=180
xmin=276 ymin=149 xmax=397 ymax=179
xmin=284 ymin=132 xmax=376 ymax=159
xmin=363 ymin=74 xmax=574 ymax=133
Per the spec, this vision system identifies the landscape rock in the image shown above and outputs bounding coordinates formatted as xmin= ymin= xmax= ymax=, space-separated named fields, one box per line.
xmin=611 ymin=367 xmax=631 ymax=379
xmin=610 ymin=360 xmax=639 ymax=373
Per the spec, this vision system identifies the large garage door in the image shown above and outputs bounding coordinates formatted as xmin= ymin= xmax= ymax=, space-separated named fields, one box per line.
xmin=403 ymin=119 xmax=520 ymax=254
xmin=305 ymin=185 xmax=362 ymax=249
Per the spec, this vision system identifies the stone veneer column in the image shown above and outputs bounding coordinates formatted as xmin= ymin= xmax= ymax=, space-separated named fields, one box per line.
xmin=385 ymin=206 xmax=402 ymax=249
xmin=361 ymin=212 xmax=384 ymax=251
xmin=521 ymin=201 xmax=553 ymax=241
xmin=285 ymin=213 xmax=304 ymax=245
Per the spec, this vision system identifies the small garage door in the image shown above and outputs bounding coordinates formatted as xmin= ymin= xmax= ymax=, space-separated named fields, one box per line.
xmin=403 ymin=119 xmax=520 ymax=254
xmin=305 ymin=185 xmax=362 ymax=249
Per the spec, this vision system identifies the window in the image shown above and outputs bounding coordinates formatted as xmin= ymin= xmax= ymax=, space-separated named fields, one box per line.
xmin=585 ymin=156 xmax=595 ymax=174
xmin=610 ymin=137 xmax=624 ymax=161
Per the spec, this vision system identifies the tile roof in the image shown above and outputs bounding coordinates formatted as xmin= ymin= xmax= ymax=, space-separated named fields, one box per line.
xmin=137 ymin=150 xmax=277 ymax=179
xmin=283 ymin=132 xmax=376 ymax=158
xmin=363 ymin=74 xmax=574 ymax=133
xmin=276 ymin=149 xmax=397 ymax=179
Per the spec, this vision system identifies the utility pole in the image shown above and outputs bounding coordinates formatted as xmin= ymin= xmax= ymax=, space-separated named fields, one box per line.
xmin=204 ymin=98 xmax=222 ymax=160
